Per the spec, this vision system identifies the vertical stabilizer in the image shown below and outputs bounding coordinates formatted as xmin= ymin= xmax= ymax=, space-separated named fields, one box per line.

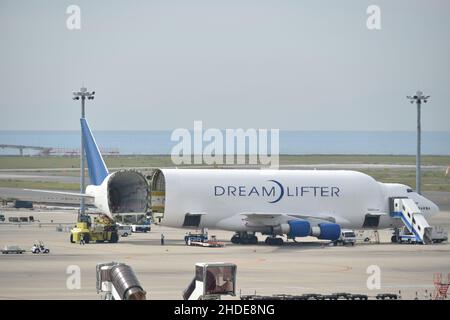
xmin=80 ymin=118 xmax=109 ymax=185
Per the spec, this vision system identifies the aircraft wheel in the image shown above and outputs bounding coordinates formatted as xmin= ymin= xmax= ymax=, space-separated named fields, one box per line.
xmin=231 ymin=235 xmax=240 ymax=244
xmin=249 ymin=235 xmax=258 ymax=245
xmin=110 ymin=232 xmax=119 ymax=243
xmin=265 ymin=237 xmax=283 ymax=245
xmin=240 ymin=237 xmax=249 ymax=245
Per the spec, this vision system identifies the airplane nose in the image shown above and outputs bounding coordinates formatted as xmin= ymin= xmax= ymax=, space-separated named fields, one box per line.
xmin=431 ymin=202 xmax=440 ymax=216
xmin=426 ymin=199 xmax=440 ymax=216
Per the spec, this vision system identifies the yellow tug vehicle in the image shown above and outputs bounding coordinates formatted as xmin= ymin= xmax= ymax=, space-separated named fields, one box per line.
xmin=70 ymin=214 xmax=119 ymax=244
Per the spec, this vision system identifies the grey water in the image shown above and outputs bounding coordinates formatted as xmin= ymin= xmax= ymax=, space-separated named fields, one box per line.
xmin=0 ymin=131 xmax=449 ymax=155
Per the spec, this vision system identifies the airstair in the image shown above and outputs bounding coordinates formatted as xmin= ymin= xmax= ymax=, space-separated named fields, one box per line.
xmin=390 ymin=198 xmax=433 ymax=244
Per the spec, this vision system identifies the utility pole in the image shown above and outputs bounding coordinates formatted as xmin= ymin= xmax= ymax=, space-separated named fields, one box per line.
xmin=407 ymin=91 xmax=430 ymax=195
xmin=73 ymin=87 xmax=95 ymax=214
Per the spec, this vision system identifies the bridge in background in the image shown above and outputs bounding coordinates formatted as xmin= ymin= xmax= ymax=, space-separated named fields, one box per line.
xmin=0 ymin=144 xmax=119 ymax=156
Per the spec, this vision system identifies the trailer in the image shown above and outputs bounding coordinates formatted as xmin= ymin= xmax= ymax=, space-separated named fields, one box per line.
xmin=1 ymin=245 xmax=26 ymax=254
xmin=189 ymin=236 xmax=225 ymax=248
xmin=185 ymin=232 xmax=208 ymax=245
xmin=430 ymin=226 xmax=448 ymax=243
xmin=241 ymin=292 xmax=369 ymax=300
xmin=185 ymin=231 xmax=224 ymax=247
xmin=376 ymin=293 xmax=399 ymax=300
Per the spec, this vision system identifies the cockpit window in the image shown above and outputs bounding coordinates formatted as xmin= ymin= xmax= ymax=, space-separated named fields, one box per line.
xmin=406 ymin=188 xmax=413 ymax=193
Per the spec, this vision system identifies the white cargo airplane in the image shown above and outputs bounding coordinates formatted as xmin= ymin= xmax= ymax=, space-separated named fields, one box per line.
xmin=41 ymin=119 xmax=440 ymax=245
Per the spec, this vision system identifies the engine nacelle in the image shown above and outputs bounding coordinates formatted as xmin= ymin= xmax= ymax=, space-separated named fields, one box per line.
xmin=274 ymin=220 xmax=311 ymax=238
xmin=312 ymin=223 xmax=341 ymax=241
xmin=287 ymin=220 xmax=311 ymax=237
xmin=86 ymin=170 xmax=149 ymax=217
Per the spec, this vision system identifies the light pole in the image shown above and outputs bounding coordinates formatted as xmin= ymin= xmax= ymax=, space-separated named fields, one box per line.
xmin=73 ymin=87 xmax=95 ymax=214
xmin=407 ymin=91 xmax=430 ymax=195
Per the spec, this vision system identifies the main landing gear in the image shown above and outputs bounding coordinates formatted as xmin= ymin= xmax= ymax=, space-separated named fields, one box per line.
xmin=231 ymin=232 xmax=258 ymax=245
xmin=230 ymin=233 xmax=285 ymax=245
xmin=265 ymin=236 xmax=284 ymax=246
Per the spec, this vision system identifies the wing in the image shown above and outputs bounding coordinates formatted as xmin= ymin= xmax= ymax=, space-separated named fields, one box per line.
xmin=239 ymin=211 xmax=340 ymax=227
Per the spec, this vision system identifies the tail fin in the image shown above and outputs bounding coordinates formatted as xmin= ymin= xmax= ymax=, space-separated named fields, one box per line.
xmin=81 ymin=118 xmax=109 ymax=185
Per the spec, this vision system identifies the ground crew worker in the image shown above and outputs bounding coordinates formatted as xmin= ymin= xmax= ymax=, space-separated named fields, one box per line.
xmin=80 ymin=233 xmax=85 ymax=245
xmin=161 ymin=233 xmax=165 ymax=245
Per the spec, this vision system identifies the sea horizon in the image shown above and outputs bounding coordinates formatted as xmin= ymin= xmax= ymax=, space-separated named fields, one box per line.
xmin=1 ymin=130 xmax=449 ymax=156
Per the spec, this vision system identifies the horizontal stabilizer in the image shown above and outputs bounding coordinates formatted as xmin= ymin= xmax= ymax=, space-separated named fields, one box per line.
xmin=24 ymin=189 xmax=94 ymax=198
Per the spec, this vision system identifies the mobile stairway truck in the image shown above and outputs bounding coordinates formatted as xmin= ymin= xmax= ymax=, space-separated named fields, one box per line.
xmin=390 ymin=198 xmax=447 ymax=244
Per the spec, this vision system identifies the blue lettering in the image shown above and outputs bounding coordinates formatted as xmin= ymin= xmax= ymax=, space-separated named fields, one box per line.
xmin=312 ymin=186 xmax=319 ymax=196
xmin=301 ymin=187 xmax=309 ymax=196
xmin=262 ymin=186 xmax=275 ymax=197
xmin=248 ymin=186 xmax=260 ymax=196
xmin=214 ymin=184 xmax=341 ymax=199
xmin=286 ymin=186 xmax=294 ymax=197
xmin=228 ymin=186 xmax=237 ymax=196
xmin=332 ymin=187 xmax=340 ymax=197
xmin=215 ymin=186 xmax=225 ymax=196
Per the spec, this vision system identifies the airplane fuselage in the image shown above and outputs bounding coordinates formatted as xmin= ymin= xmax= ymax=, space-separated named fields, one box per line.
xmin=154 ymin=169 xmax=439 ymax=234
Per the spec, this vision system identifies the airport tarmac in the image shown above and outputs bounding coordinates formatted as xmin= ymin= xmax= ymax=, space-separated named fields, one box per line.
xmin=0 ymin=207 xmax=449 ymax=300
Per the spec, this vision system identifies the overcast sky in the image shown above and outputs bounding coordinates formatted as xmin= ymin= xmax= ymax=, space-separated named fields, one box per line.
xmin=0 ymin=0 xmax=449 ymax=131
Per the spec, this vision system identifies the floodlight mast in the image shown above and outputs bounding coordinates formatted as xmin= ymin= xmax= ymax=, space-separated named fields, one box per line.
xmin=72 ymin=87 xmax=95 ymax=214
xmin=406 ymin=91 xmax=430 ymax=195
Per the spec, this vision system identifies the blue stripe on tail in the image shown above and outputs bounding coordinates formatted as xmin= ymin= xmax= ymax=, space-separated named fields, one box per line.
xmin=80 ymin=118 xmax=109 ymax=185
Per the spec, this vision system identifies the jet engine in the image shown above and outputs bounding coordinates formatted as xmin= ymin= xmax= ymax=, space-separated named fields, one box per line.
xmin=311 ymin=223 xmax=341 ymax=241
xmin=273 ymin=220 xmax=341 ymax=241
xmin=273 ymin=220 xmax=311 ymax=238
